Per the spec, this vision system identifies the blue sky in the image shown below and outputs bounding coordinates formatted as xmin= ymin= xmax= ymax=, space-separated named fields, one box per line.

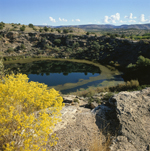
xmin=0 ymin=0 xmax=150 ymax=26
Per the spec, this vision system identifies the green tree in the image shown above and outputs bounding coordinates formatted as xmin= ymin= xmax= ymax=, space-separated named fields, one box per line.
xmin=72 ymin=42 xmax=79 ymax=49
xmin=39 ymin=28 xmax=43 ymax=32
xmin=44 ymin=26 xmax=49 ymax=32
xmin=56 ymin=29 xmax=61 ymax=33
xmin=121 ymin=34 xmax=125 ymax=38
xmin=110 ymin=34 xmax=116 ymax=39
xmin=28 ymin=23 xmax=34 ymax=28
xmin=0 ymin=22 xmax=5 ymax=30
xmin=86 ymin=32 xmax=90 ymax=35
xmin=63 ymin=29 xmax=69 ymax=34
xmin=91 ymin=41 xmax=100 ymax=51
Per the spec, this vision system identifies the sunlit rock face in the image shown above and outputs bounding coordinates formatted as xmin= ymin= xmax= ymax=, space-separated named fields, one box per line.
xmin=110 ymin=88 xmax=150 ymax=151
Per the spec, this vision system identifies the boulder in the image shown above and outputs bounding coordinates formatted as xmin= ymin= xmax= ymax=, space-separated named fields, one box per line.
xmin=110 ymin=88 xmax=150 ymax=151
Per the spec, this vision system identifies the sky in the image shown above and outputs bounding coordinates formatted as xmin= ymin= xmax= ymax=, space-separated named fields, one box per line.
xmin=0 ymin=0 xmax=150 ymax=26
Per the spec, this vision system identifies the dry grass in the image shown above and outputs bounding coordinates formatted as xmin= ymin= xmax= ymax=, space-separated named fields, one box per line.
xmin=72 ymin=80 xmax=140 ymax=97
xmin=89 ymin=131 xmax=111 ymax=151
xmin=2 ymin=23 xmax=86 ymax=35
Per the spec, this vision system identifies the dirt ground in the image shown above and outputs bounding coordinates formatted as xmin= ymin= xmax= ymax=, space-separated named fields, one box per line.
xmin=45 ymin=106 xmax=103 ymax=151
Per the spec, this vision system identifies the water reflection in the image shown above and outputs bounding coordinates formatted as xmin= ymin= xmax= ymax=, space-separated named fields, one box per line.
xmin=4 ymin=59 xmax=124 ymax=94
xmin=5 ymin=60 xmax=101 ymax=86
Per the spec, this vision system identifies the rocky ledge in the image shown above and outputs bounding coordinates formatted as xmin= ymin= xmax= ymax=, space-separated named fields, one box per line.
xmin=110 ymin=87 xmax=150 ymax=151
xmin=52 ymin=88 xmax=150 ymax=150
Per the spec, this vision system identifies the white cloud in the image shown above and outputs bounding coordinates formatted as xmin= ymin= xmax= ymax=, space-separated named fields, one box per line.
xmin=120 ymin=20 xmax=126 ymax=23
xmin=43 ymin=23 xmax=47 ymax=25
xmin=104 ymin=13 xmax=120 ymax=24
xmin=134 ymin=17 xmax=137 ymax=19
xmin=49 ymin=17 xmax=56 ymax=23
xmin=104 ymin=16 xmax=109 ymax=23
xmin=124 ymin=13 xmax=134 ymax=19
xmin=115 ymin=13 xmax=120 ymax=20
xmin=59 ymin=18 xmax=67 ymax=22
xmin=75 ymin=19 xmax=80 ymax=22
xmin=71 ymin=19 xmax=80 ymax=22
xmin=140 ymin=14 xmax=148 ymax=22
xmin=129 ymin=13 xmax=133 ymax=19
xmin=128 ymin=20 xmax=136 ymax=23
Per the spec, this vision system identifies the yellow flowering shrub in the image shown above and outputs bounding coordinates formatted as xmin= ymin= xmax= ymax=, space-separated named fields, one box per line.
xmin=0 ymin=73 xmax=64 ymax=151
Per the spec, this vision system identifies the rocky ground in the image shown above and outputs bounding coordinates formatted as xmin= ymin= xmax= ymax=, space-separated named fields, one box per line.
xmin=45 ymin=88 xmax=150 ymax=151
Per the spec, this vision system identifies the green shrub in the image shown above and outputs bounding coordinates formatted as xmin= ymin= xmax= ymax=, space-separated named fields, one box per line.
xmin=121 ymin=34 xmax=125 ymax=38
xmin=66 ymin=48 xmax=72 ymax=52
xmin=72 ymin=42 xmax=79 ymax=49
xmin=20 ymin=25 xmax=25 ymax=31
xmin=63 ymin=29 xmax=69 ymax=34
xmin=44 ymin=26 xmax=49 ymax=32
xmin=33 ymin=27 xmax=37 ymax=31
xmin=39 ymin=28 xmax=43 ymax=32
xmin=54 ymin=39 xmax=61 ymax=45
xmin=56 ymin=29 xmax=61 ymax=33
xmin=73 ymin=98 xmax=79 ymax=103
xmin=43 ymin=44 xmax=50 ymax=49
xmin=136 ymin=55 xmax=150 ymax=67
xmin=91 ymin=41 xmax=100 ymax=51
xmin=20 ymin=44 xmax=26 ymax=50
xmin=7 ymin=47 xmax=14 ymax=53
xmin=102 ymin=92 xmax=114 ymax=100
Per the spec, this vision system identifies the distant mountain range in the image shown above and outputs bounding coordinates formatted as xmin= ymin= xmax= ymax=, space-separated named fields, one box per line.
xmin=57 ymin=23 xmax=150 ymax=30
xmin=38 ymin=23 xmax=150 ymax=30
xmin=73 ymin=24 xmax=150 ymax=30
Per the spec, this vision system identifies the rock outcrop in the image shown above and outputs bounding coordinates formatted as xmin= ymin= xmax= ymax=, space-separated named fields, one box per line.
xmin=110 ymin=88 xmax=150 ymax=151
xmin=61 ymin=88 xmax=150 ymax=150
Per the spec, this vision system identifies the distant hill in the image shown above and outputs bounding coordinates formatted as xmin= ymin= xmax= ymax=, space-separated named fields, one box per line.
xmin=53 ymin=23 xmax=150 ymax=30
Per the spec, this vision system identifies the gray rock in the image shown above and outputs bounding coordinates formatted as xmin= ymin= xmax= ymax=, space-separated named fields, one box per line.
xmin=63 ymin=95 xmax=77 ymax=103
xmin=110 ymin=88 xmax=150 ymax=151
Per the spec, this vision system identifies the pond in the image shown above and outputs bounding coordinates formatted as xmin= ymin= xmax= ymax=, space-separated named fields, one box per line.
xmin=4 ymin=58 xmax=124 ymax=94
